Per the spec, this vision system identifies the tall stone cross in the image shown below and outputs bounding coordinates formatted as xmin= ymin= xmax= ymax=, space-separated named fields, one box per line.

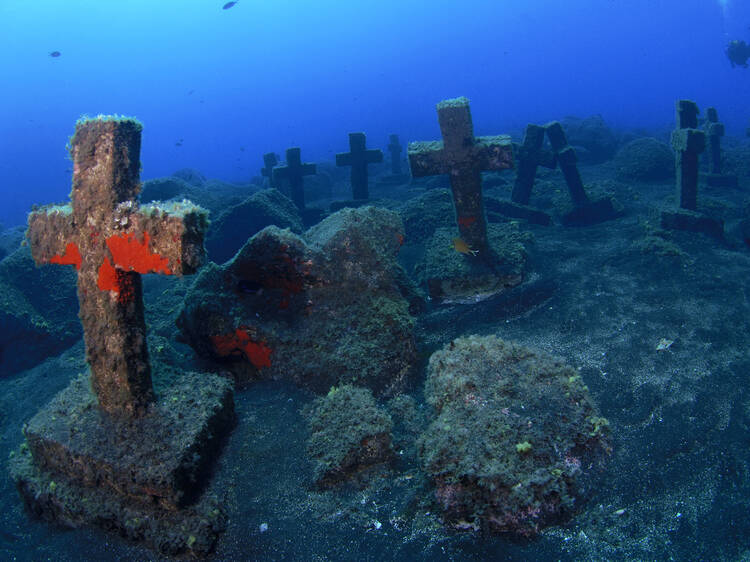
xmin=388 ymin=134 xmax=403 ymax=175
xmin=408 ymin=97 xmax=513 ymax=253
xmin=26 ymin=117 xmax=208 ymax=418
xmin=336 ymin=132 xmax=383 ymax=200
xmin=261 ymin=152 xmax=279 ymax=189
xmin=272 ymin=147 xmax=316 ymax=210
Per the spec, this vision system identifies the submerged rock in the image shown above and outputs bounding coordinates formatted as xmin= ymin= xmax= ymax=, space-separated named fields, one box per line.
xmin=614 ymin=137 xmax=674 ymax=181
xmin=561 ymin=115 xmax=619 ymax=164
xmin=206 ymin=189 xmax=304 ymax=264
xmin=305 ymin=384 xmax=393 ymax=487
xmin=178 ymin=206 xmax=417 ymax=397
xmin=418 ymin=335 xmax=611 ymax=536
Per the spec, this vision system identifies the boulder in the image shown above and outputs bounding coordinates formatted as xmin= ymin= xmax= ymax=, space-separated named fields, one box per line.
xmin=418 ymin=335 xmax=611 ymax=536
xmin=614 ymin=137 xmax=674 ymax=182
xmin=178 ymin=206 xmax=417 ymax=397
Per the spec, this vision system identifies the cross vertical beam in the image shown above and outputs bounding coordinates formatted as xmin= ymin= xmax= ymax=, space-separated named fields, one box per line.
xmin=671 ymin=100 xmax=705 ymax=211
xmin=261 ymin=152 xmax=279 ymax=189
xmin=388 ymin=134 xmax=403 ymax=175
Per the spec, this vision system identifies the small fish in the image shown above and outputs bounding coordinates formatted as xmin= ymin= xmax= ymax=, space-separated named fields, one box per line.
xmin=222 ymin=1 xmax=238 ymax=9
xmin=49 ymin=51 xmax=61 ymax=58
xmin=452 ymin=237 xmax=478 ymax=256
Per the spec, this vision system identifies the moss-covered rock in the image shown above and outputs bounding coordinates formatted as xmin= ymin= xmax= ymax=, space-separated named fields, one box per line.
xmin=418 ymin=335 xmax=611 ymax=536
xmin=614 ymin=137 xmax=674 ymax=181
xmin=305 ymin=385 xmax=393 ymax=487
xmin=413 ymin=224 xmax=528 ymax=303
xmin=206 ymin=188 xmax=304 ymax=264
xmin=177 ymin=206 xmax=417 ymax=397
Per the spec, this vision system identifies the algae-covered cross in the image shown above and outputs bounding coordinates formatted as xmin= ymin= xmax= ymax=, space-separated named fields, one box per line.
xmin=27 ymin=117 xmax=208 ymax=417
xmin=408 ymin=97 xmax=513 ymax=254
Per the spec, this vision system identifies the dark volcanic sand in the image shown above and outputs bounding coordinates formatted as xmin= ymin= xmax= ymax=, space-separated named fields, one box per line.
xmin=1 ymin=157 xmax=750 ymax=561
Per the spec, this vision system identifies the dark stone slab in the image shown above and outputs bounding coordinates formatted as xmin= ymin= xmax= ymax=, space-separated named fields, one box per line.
xmin=21 ymin=371 xmax=235 ymax=510
xmin=661 ymin=209 xmax=724 ymax=240
xmin=487 ymin=200 xmax=552 ymax=226
xmin=561 ymin=197 xmax=624 ymax=227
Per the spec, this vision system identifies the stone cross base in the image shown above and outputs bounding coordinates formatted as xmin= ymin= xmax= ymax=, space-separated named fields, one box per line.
xmin=661 ymin=209 xmax=724 ymax=240
xmin=416 ymin=226 xmax=525 ymax=303
xmin=705 ymin=173 xmax=738 ymax=188
xmin=12 ymin=371 xmax=234 ymax=555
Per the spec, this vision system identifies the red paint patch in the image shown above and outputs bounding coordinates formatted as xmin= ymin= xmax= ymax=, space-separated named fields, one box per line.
xmin=97 ymin=259 xmax=119 ymax=292
xmin=210 ymin=327 xmax=272 ymax=369
xmin=106 ymin=232 xmax=172 ymax=275
xmin=457 ymin=215 xmax=477 ymax=227
xmin=49 ymin=242 xmax=82 ymax=270
xmin=97 ymin=259 xmax=136 ymax=303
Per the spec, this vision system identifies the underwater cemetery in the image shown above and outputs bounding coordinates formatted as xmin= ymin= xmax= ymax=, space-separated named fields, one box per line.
xmin=1 ymin=95 xmax=750 ymax=560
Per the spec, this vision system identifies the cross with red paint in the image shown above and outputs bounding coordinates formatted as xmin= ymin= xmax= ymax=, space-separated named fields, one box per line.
xmin=27 ymin=117 xmax=208 ymax=417
xmin=408 ymin=97 xmax=514 ymax=254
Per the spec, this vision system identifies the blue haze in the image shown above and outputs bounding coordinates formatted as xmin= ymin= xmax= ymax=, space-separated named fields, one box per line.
xmin=0 ymin=0 xmax=748 ymax=227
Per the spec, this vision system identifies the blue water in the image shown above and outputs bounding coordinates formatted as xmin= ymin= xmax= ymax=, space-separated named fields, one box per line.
xmin=1 ymin=0 xmax=749 ymax=226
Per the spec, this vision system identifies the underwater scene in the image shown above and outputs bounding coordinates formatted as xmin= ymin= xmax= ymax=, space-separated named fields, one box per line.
xmin=2 ymin=0 xmax=750 ymax=560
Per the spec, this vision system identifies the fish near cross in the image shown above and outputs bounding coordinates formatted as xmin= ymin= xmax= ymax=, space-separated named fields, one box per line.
xmin=26 ymin=117 xmax=208 ymax=418
xmin=408 ymin=97 xmax=513 ymax=254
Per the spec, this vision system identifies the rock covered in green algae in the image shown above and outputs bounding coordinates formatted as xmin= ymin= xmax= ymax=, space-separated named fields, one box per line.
xmin=304 ymin=384 xmax=393 ymax=487
xmin=614 ymin=137 xmax=674 ymax=182
xmin=206 ymin=188 xmax=304 ymax=264
xmin=414 ymin=223 xmax=529 ymax=303
xmin=418 ymin=335 xmax=611 ymax=536
xmin=177 ymin=206 xmax=417 ymax=397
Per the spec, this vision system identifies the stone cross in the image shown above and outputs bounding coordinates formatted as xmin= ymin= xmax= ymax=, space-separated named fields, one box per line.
xmin=511 ymin=123 xmax=556 ymax=206
xmin=272 ymin=147 xmax=316 ymax=211
xmin=388 ymin=134 xmax=403 ymax=175
xmin=261 ymin=152 xmax=279 ymax=189
xmin=672 ymin=100 xmax=705 ymax=211
xmin=336 ymin=132 xmax=383 ymax=200
xmin=26 ymin=117 xmax=208 ymax=418
xmin=704 ymin=107 xmax=738 ymax=188
xmin=408 ymin=97 xmax=513 ymax=253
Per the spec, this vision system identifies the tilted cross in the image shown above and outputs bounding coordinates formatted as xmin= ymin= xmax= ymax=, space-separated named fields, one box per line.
xmin=336 ymin=132 xmax=383 ymax=200
xmin=27 ymin=117 xmax=208 ymax=417
xmin=408 ymin=97 xmax=513 ymax=253
xmin=272 ymin=147 xmax=316 ymax=210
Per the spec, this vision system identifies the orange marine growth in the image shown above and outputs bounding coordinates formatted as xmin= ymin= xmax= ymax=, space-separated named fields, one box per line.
xmin=106 ymin=232 xmax=172 ymax=275
xmin=210 ymin=327 xmax=272 ymax=369
xmin=49 ymin=242 xmax=82 ymax=270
